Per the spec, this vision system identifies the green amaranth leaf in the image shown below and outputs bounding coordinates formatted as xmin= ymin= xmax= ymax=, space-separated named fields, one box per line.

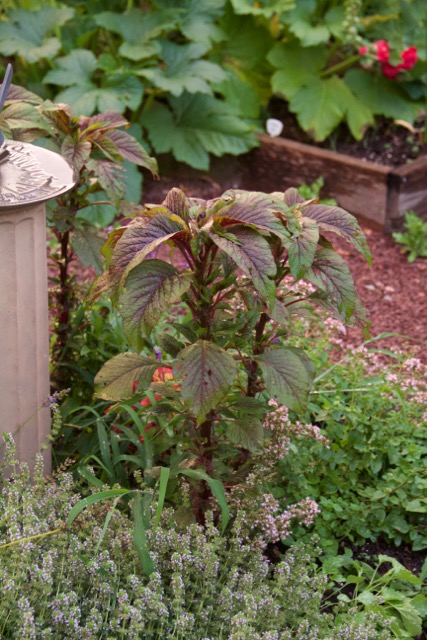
xmin=0 ymin=7 xmax=74 ymax=63
xmin=305 ymin=248 xmax=357 ymax=321
xmin=173 ymin=340 xmax=236 ymax=424
xmin=209 ymin=225 xmax=276 ymax=302
xmin=303 ymin=203 xmax=371 ymax=264
xmin=71 ymin=228 xmax=105 ymax=274
xmin=227 ymin=417 xmax=264 ymax=452
xmin=120 ymin=259 xmax=191 ymax=348
xmin=94 ymin=352 xmax=159 ymax=400
xmin=109 ymin=214 xmax=187 ymax=292
xmin=143 ymin=93 xmax=258 ymax=170
xmin=257 ymin=347 xmax=315 ymax=413
xmin=85 ymin=159 xmax=126 ymax=205
xmin=287 ymin=216 xmax=319 ymax=278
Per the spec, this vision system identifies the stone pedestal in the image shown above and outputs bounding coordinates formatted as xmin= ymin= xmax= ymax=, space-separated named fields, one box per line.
xmin=0 ymin=140 xmax=75 ymax=472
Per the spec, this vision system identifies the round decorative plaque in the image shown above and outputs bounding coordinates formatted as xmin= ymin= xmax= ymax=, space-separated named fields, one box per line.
xmin=0 ymin=140 xmax=76 ymax=209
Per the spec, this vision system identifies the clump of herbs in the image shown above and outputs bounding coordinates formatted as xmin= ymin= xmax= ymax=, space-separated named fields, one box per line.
xmin=392 ymin=211 xmax=427 ymax=262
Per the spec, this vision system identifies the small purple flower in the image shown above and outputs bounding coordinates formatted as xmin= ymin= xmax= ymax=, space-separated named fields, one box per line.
xmin=154 ymin=346 xmax=162 ymax=362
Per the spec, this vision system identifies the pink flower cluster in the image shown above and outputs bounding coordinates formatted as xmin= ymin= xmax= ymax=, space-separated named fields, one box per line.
xmin=359 ymin=40 xmax=418 ymax=79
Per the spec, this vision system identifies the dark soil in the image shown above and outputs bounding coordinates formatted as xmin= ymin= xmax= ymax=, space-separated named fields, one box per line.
xmin=268 ymin=98 xmax=427 ymax=167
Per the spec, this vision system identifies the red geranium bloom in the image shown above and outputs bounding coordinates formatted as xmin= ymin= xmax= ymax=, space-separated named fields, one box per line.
xmin=380 ymin=62 xmax=401 ymax=79
xmin=400 ymin=46 xmax=417 ymax=70
xmin=375 ymin=40 xmax=390 ymax=63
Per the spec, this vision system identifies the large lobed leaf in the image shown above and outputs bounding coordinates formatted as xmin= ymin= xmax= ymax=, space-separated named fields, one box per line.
xmin=120 ymin=260 xmax=191 ymax=349
xmin=257 ymin=347 xmax=315 ymax=413
xmin=173 ymin=340 xmax=237 ymax=424
xmin=94 ymin=352 xmax=159 ymax=400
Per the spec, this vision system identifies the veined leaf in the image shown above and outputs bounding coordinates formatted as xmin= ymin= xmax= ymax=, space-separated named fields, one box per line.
xmin=268 ymin=42 xmax=328 ymax=99
xmin=94 ymin=352 xmax=159 ymax=400
xmin=95 ymin=9 xmax=173 ymax=60
xmin=173 ymin=340 xmax=236 ymax=424
xmin=120 ymin=259 xmax=191 ymax=348
xmin=143 ymin=93 xmax=258 ymax=171
xmin=214 ymin=189 xmax=293 ymax=242
xmin=153 ymin=0 xmax=226 ymax=45
xmin=43 ymin=49 xmax=97 ymax=87
xmin=290 ymin=77 xmax=347 ymax=142
xmin=227 ymin=417 xmax=264 ymax=452
xmin=61 ymin=136 xmax=91 ymax=171
xmin=71 ymin=228 xmax=105 ymax=274
xmin=257 ymin=347 xmax=315 ymax=412
xmin=305 ymin=248 xmax=357 ymax=321
xmin=287 ymin=216 xmax=319 ymax=278
xmin=85 ymin=158 xmax=126 ymax=205
xmin=209 ymin=225 xmax=276 ymax=301
xmin=0 ymin=7 xmax=74 ymax=63
xmin=104 ymin=129 xmax=158 ymax=175
xmin=139 ymin=41 xmax=227 ymax=97
xmin=109 ymin=214 xmax=187 ymax=292
xmin=303 ymin=203 xmax=371 ymax=263
xmin=162 ymin=188 xmax=191 ymax=223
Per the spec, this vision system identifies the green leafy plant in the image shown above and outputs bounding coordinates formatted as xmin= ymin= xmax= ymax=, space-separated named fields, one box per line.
xmin=1 ymin=83 xmax=157 ymax=383
xmin=322 ymin=551 xmax=427 ymax=639
xmin=273 ymin=317 xmax=427 ymax=552
xmin=392 ymin=210 xmax=427 ymax=262
xmin=93 ymin=185 xmax=370 ymax=521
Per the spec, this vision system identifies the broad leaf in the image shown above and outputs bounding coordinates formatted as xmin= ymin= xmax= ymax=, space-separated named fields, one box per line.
xmin=43 ymin=49 xmax=97 ymax=87
xmin=95 ymin=353 xmax=159 ymax=400
xmin=143 ymin=93 xmax=258 ymax=170
xmin=120 ymin=259 xmax=191 ymax=348
xmin=109 ymin=214 xmax=187 ymax=291
xmin=0 ymin=7 xmax=74 ymax=63
xmin=214 ymin=189 xmax=293 ymax=242
xmin=86 ymin=158 xmax=126 ymax=204
xmin=72 ymin=228 xmax=105 ymax=273
xmin=153 ymin=0 xmax=226 ymax=45
xmin=287 ymin=216 xmax=319 ymax=278
xmin=305 ymin=248 xmax=357 ymax=321
xmin=268 ymin=42 xmax=328 ymax=99
xmin=303 ymin=203 xmax=371 ymax=263
xmin=104 ymin=129 xmax=158 ymax=175
xmin=290 ymin=77 xmax=347 ymax=141
xmin=230 ymin=0 xmax=294 ymax=16
xmin=257 ymin=347 xmax=315 ymax=412
xmin=139 ymin=41 xmax=227 ymax=97
xmin=209 ymin=225 xmax=276 ymax=301
xmin=345 ymin=69 xmax=421 ymax=123
xmin=227 ymin=417 xmax=264 ymax=452
xmin=173 ymin=340 xmax=236 ymax=423
xmin=61 ymin=136 xmax=91 ymax=171
xmin=162 ymin=188 xmax=191 ymax=223
xmin=95 ymin=9 xmax=172 ymax=60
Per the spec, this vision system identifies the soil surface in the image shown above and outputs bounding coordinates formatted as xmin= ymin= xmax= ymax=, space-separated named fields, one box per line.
xmin=142 ymin=170 xmax=427 ymax=362
xmin=268 ymin=98 xmax=427 ymax=167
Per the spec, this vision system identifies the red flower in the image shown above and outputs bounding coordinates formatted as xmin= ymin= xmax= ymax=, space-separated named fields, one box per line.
xmin=374 ymin=40 xmax=390 ymax=63
xmin=358 ymin=45 xmax=368 ymax=55
xmin=380 ymin=62 xmax=401 ymax=79
xmin=400 ymin=46 xmax=417 ymax=70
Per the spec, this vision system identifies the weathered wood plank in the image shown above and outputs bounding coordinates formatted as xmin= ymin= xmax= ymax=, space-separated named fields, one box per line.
xmin=241 ymin=135 xmax=392 ymax=226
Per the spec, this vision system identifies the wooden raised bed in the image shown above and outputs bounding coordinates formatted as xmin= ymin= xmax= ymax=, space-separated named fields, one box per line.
xmin=240 ymin=134 xmax=427 ymax=230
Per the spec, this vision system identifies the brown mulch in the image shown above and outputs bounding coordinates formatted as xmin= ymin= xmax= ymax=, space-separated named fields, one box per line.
xmin=142 ymin=170 xmax=427 ymax=361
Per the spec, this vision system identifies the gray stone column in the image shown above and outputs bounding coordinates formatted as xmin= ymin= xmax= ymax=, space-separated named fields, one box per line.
xmin=0 ymin=203 xmax=51 ymax=469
